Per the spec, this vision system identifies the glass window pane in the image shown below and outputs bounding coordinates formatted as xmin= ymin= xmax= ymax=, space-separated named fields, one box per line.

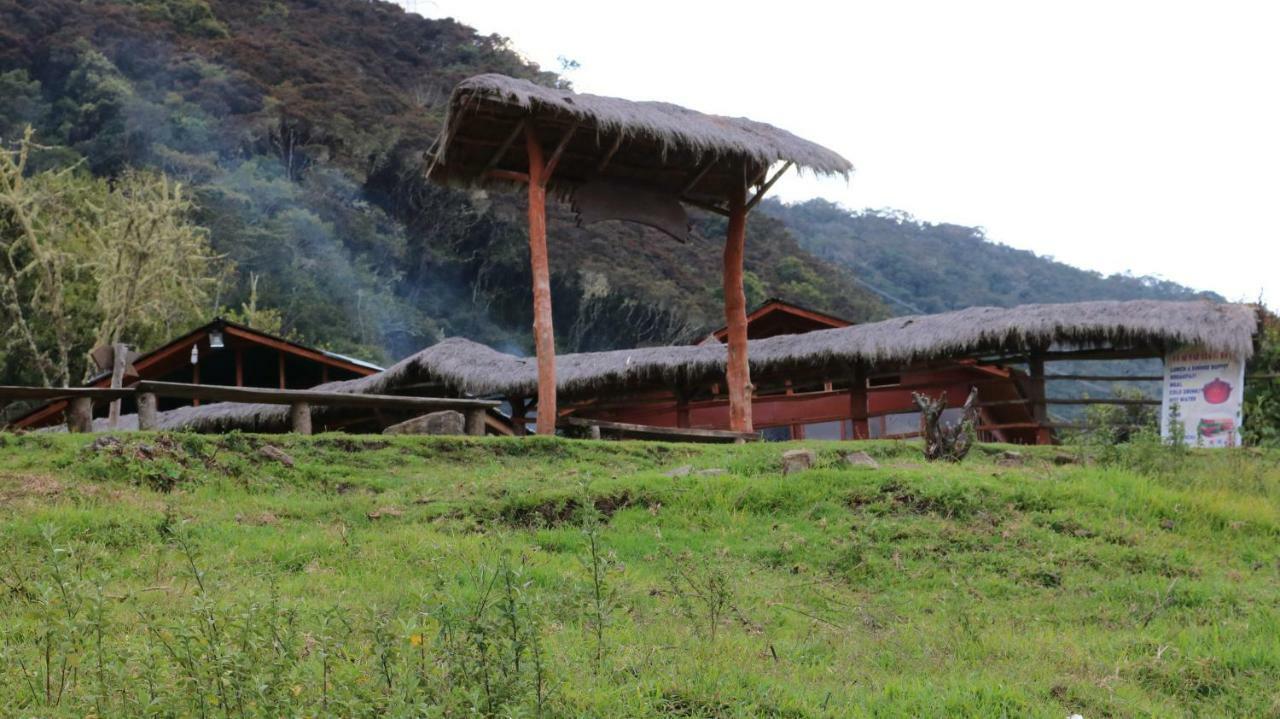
xmin=760 ymin=425 xmax=793 ymax=442
xmin=876 ymin=411 xmax=921 ymax=437
xmin=803 ymin=420 xmax=843 ymax=440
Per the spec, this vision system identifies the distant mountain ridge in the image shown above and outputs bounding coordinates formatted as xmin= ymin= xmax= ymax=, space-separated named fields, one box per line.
xmin=762 ymin=198 xmax=1220 ymax=316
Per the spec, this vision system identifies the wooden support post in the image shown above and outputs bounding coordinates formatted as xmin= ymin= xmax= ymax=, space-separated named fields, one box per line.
xmin=464 ymin=408 xmax=486 ymax=436
xmin=137 ymin=392 xmax=159 ymax=431
xmin=525 ymin=123 xmax=557 ymax=435
xmin=278 ymin=350 xmax=286 ymax=390
xmin=675 ymin=386 xmax=690 ymax=429
xmin=722 ymin=175 xmax=753 ymax=433
xmin=510 ymin=397 xmax=528 ymax=436
xmin=107 ymin=342 xmax=128 ymax=429
xmin=191 ymin=352 xmax=200 ymax=407
xmin=67 ymin=397 xmax=93 ymax=433
xmin=1028 ymin=354 xmax=1052 ymax=445
xmin=234 ymin=347 xmax=244 ymax=387
xmin=289 ymin=401 xmax=312 ymax=435
xmin=849 ymin=365 xmax=869 ymax=440
xmin=589 ymin=424 xmax=602 ymax=440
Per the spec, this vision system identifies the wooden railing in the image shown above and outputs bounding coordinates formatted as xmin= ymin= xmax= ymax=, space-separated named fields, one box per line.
xmin=0 ymin=382 xmax=498 ymax=435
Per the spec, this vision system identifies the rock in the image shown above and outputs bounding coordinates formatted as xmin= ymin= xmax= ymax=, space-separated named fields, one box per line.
xmin=840 ymin=451 xmax=879 ymax=469
xmin=367 ymin=507 xmax=403 ymax=520
xmin=696 ymin=468 xmax=726 ymax=477
xmin=781 ymin=449 xmax=816 ymax=474
xmin=664 ymin=465 xmax=694 ymax=478
xmin=1052 ymin=453 xmax=1078 ymax=466
xmin=259 ymin=445 xmax=294 ymax=468
xmin=383 ymin=410 xmax=465 ymax=436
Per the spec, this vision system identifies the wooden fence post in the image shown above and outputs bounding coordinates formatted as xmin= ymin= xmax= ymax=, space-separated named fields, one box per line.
xmin=849 ymin=365 xmax=869 ymax=439
xmin=1028 ymin=353 xmax=1052 ymax=444
xmin=67 ymin=397 xmax=93 ymax=433
xmin=465 ymin=408 xmax=486 ymax=436
xmin=290 ymin=401 xmax=312 ymax=435
xmin=137 ymin=392 xmax=159 ymax=431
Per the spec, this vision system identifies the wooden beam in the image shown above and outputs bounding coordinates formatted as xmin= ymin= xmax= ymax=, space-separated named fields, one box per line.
xmin=485 ymin=169 xmax=530 ymax=184
xmin=481 ymin=118 xmax=525 ymax=175
xmin=744 ymin=162 xmax=792 ymax=212
xmin=542 ymin=122 xmax=579 ymax=180
xmin=722 ymin=174 xmax=753 ymax=433
xmin=132 ymin=381 xmax=499 ymax=411
xmin=681 ymin=159 xmax=716 ymax=195
xmin=680 ymin=195 xmax=731 ymax=217
xmin=525 ymin=123 xmax=558 ymax=435
xmin=849 ymin=365 xmax=868 ymax=440
xmin=220 ymin=325 xmax=374 ymax=376
xmin=596 ymin=135 xmax=623 ymax=173
xmin=0 ymin=386 xmax=133 ymax=401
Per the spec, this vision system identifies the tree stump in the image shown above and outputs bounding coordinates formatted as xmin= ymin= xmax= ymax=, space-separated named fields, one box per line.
xmin=914 ymin=387 xmax=979 ymax=462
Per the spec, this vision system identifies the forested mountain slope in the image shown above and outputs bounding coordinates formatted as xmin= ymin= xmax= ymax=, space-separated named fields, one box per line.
xmin=0 ymin=0 xmax=884 ymax=385
xmin=764 ymin=199 xmax=1220 ymax=314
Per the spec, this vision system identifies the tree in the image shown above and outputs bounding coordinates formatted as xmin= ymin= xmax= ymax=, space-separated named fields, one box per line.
xmin=1 ymin=127 xmax=226 ymax=386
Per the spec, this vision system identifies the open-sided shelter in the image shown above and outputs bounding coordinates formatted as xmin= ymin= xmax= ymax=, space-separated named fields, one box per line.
xmin=428 ymin=73 xmax=852 ymax=435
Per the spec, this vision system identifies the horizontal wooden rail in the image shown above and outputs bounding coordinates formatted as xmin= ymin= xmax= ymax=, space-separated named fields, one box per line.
xmin=0 ymin=386 xmax=134 ymax=401
xmin=1044 ymin=397 xmax=1161 ymax=406
xmin=563 ymin=416 xmax=759 ymax=444
xmin=133 ymin=381 xmax=498 ymax=411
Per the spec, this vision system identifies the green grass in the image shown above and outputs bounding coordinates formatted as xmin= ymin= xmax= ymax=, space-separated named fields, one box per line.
xmin=0 ymin=432 xmax=1277 ymax=717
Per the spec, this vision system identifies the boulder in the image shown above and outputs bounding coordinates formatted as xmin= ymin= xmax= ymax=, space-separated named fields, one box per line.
xmin=840 ymin=451 xmax=879 ymax=469
xmin=781 ymin=449 xmax=816 ymax=474
xmin=259 ymin=445 xmax=294 ymax=468
xmin=664 ymin=465 xmax=694 ymax=478
xmin=383 ymin=410 xmax=465 ymax=436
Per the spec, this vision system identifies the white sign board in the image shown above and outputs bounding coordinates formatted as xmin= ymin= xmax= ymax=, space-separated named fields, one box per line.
xmin=1161 ymin=346 xmax=1245 ymax=447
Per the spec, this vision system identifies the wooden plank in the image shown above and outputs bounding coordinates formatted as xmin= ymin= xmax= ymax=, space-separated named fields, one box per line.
xmin=542 ymin=122 xmax=579 ymax=180
xmin=132 ymin=381 xmax=498 ymax=410
xmin=481 ymin=118 xmax=525 ymax=175
xmin=485 ymin=169 xmax=530 ymax=184
xmin=563 ymin=416 xmax=759 ymax=443
xmin=596 ymin=135 xmax=623 ymax=172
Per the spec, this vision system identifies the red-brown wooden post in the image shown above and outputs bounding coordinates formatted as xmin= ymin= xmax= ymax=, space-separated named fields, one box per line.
xmin=722 ymin=177 xmax=753 ymax=433
xmin=849 ymin=365 xmax=869 ymax=439
xmin=1029 ymin=353 xmax=1052 ymax=444
xmin=525 ymin=124 xmax=557 ymax=435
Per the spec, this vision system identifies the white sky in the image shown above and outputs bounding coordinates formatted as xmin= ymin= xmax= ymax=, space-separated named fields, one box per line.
xmin=402 ymin=0 xmax=1279 ymax=305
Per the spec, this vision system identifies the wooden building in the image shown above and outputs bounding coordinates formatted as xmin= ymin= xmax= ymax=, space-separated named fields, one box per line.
xmin=12 ymin=319 xmax=381 ymax=430
xmin=576 ymin=299 xmax=1041 ymax=443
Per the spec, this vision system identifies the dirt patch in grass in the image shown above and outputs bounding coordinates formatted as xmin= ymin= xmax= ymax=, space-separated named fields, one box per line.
xmin=499 ymin=490 xmax=644 ymax=528
xmin=0 ymin=473 xmax=63 ymax=503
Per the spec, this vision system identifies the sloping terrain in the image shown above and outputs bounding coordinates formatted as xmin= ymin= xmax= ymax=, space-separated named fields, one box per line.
xmin=0 ymin=433 xmax=1276 ymax=716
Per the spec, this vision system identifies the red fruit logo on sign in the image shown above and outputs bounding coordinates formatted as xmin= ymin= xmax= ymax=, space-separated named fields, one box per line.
xmin=1202 ymin=378 xmax=1232 ymax=405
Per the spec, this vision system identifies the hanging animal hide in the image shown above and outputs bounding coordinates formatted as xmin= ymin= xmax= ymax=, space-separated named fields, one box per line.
xmin=570 ymin=180 xmax=690 ymax=243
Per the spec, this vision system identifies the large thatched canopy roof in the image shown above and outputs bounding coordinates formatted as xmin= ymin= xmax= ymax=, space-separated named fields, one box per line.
xmin=88 ymin=300 xmax=1257 ymax=433
xmin=428 ymin=74 xmax=853 ymax=204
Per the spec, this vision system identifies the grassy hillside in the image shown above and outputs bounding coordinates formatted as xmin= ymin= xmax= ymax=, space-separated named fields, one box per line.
xmin=1 ymin=434 xmax=1276 ymax=717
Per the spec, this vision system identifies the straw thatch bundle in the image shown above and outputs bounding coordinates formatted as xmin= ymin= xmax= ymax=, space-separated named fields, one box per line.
xmin=429 ymin=74 xmax=853 ymax=203
xmin=83 ymin=299 xmax=1256 ymax=433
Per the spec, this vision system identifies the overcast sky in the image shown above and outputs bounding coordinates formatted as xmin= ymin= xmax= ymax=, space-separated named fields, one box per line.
xmin=402 ymin=0 xmax=1278 ymax=305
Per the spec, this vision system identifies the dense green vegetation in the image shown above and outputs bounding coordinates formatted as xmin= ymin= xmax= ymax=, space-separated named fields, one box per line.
xmin=1 ymin=434 xmax=1276 ymax=716
xmin=764 ymin=199 xmax=1221 ymax=314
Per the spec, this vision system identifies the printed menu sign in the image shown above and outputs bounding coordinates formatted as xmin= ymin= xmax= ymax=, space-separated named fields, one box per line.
xmin=1161 ymin=346 xmax=1245 ymax=447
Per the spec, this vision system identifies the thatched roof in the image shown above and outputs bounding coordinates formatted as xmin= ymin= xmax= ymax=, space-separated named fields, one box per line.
xmin=429 ymin=74 xmax=853 ymax=204
xmin=87 ymin=299 xmax=1255 ymax=434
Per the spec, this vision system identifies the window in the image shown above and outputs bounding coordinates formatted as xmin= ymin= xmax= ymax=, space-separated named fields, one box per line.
xmin=760 ymin=426 xmax=793 ymax=442
xmin=870 ymin=408 xmax=967 ymax=438
xmin=801 ymin=420 xmax=844 ymax=440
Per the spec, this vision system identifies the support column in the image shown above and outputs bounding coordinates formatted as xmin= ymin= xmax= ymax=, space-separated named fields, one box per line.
xmin=510 ymin=397 xmax=528 ymax=436
xmin=137 ymin=392 xmax=159 ymax=431
xmin=722 ymin=179 xmax=753 ymax=433
xmin=290 ymin=401 xmax=312 ymax=435
xmin=849 ymin=365 xmax=869 ymax=440
xmin=464 ymin=408 xmax=486 ymax=437
xmin=67 ymin=397 xmax=93 ymax=433
xmin=107 ymin=342 xmax=128 ymax=429
xmin=525 ymin=124 xmax=557 ymax=435
xmin=1029 ymin=354 xmax=1052 ymax=445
